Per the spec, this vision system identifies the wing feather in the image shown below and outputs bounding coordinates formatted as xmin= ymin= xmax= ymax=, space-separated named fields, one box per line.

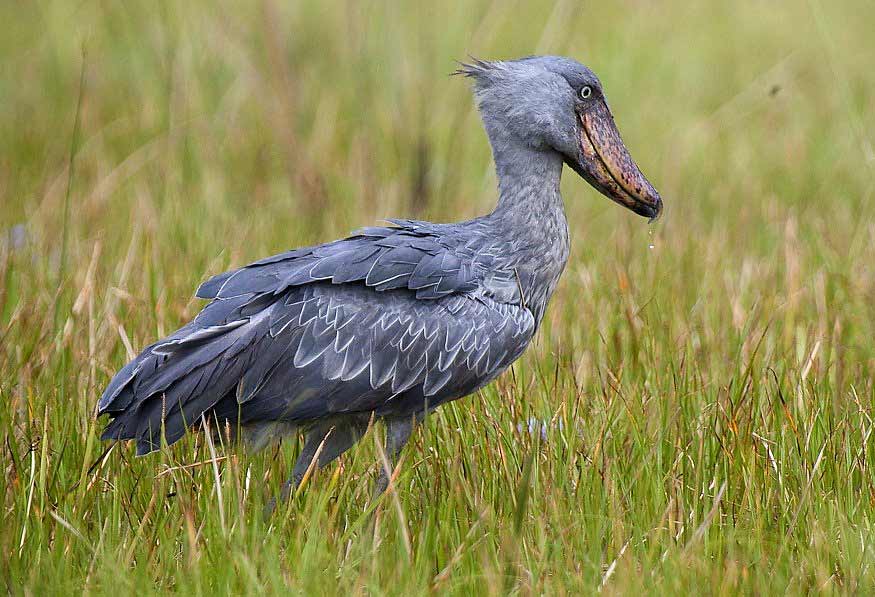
xmin=101 ymin=220 xmax=535 ymax=454
xmin=197 ymin=221 xmax=485 ymax=302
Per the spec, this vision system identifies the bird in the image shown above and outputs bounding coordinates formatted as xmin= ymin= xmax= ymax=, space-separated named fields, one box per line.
xmin=97 ymin=55 xmax=662 ymax=507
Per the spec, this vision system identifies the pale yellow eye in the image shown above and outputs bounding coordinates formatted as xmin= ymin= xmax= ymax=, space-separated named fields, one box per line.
xmin=580 ymin=86 xmax=592 ymax=99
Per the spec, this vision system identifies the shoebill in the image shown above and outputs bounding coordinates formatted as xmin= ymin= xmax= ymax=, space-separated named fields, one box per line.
xmin=98 ymin=55 xmax=663 ymax=509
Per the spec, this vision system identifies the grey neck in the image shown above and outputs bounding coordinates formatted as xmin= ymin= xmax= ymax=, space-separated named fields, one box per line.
xmin=490 ymin=137 xmax=564 ymax=218
xmin=482 ymin=131 xmax=571 ymax=323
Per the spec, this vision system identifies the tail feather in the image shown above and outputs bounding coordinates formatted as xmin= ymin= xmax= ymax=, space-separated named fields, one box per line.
xmin=98 ymin=296 xmax=278 ymax=454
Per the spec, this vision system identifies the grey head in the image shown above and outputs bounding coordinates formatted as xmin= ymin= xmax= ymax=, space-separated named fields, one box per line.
xmin=456 ymin=56 xmax=662 ymax=220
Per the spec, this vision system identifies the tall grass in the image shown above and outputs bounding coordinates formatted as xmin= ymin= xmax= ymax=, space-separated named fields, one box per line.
xmin=2 ymin=0 xmax=874 ymax=593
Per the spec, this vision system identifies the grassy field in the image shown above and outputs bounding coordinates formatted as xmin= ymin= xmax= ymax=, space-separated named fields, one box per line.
xmin=2 ymin=0 xmax=875 ymax=593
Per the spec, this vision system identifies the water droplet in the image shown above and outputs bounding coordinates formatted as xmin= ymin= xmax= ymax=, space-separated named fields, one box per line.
xmin=647 ymin=227 xmax=655 ymax=250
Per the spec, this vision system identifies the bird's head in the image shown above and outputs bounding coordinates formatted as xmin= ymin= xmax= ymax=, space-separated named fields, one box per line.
xmin=456 ymin=56 xmax=662 ymax=220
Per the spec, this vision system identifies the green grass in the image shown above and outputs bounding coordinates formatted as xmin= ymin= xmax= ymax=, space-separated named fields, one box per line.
xmin=2 ymin=0 xmax=875 ymax=593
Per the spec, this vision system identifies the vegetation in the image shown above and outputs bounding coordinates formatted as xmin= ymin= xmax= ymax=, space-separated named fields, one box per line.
xmin=2 ymin=0 xmax=874 ymax=593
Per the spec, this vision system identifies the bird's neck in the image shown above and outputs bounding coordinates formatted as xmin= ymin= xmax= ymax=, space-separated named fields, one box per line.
xmin=487 ymin=140 xmax=571 ymax=323
xmin=491 ymin=141 xmax=564 ymax=216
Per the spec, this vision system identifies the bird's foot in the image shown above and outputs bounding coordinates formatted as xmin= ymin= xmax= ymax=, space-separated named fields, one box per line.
xmin=263 ymin=479 xmax=294 ymax=520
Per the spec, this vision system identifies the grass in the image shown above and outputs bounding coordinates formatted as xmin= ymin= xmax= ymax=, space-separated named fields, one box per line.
xmin=2 ymin=0 xmax=875 ymax=593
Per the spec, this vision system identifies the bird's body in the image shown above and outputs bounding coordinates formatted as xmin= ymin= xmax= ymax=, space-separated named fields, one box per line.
xmin=98 ymin=56 xmax=661 ymax=502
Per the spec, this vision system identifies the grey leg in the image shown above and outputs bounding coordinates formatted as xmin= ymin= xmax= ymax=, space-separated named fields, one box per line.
xmin=264 ymin=420 xmax=365 ymax=518
xmin=373 ymin=413 xmax=422 ymax=498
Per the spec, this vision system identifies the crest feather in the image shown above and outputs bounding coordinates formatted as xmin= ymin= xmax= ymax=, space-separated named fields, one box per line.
xmin=451 ymin=57 xmax=502 ymax=79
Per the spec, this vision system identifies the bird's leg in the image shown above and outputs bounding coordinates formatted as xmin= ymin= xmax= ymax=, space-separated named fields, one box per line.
xmin=372 ymin=413 xmax=422 ymax=499
xmin=264 ymin=420 xmax=364 ymax=518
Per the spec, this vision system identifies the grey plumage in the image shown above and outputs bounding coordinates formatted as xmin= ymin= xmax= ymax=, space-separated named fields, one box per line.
xmin=98 ymin=55 xmax=662 ymax=500
xmin=99 ymin=223 xmax=537 ymax=454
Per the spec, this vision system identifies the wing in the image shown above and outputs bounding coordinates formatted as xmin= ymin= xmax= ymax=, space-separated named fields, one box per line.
xmin=99 ymin=221 xmax=534 ymax=454
xmin=196 ymin=219 xmax=493 ymax=302
xmin=99 ymin=284 xmax=534 ymax=454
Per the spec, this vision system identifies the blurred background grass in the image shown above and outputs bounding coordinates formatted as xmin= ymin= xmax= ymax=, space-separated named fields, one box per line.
xmin=2 ymin=0 xmax=875 ymax=594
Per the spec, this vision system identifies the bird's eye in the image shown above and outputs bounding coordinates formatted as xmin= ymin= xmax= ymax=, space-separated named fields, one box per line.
xmin=580 ymin=86 xmax=592 ymax=99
